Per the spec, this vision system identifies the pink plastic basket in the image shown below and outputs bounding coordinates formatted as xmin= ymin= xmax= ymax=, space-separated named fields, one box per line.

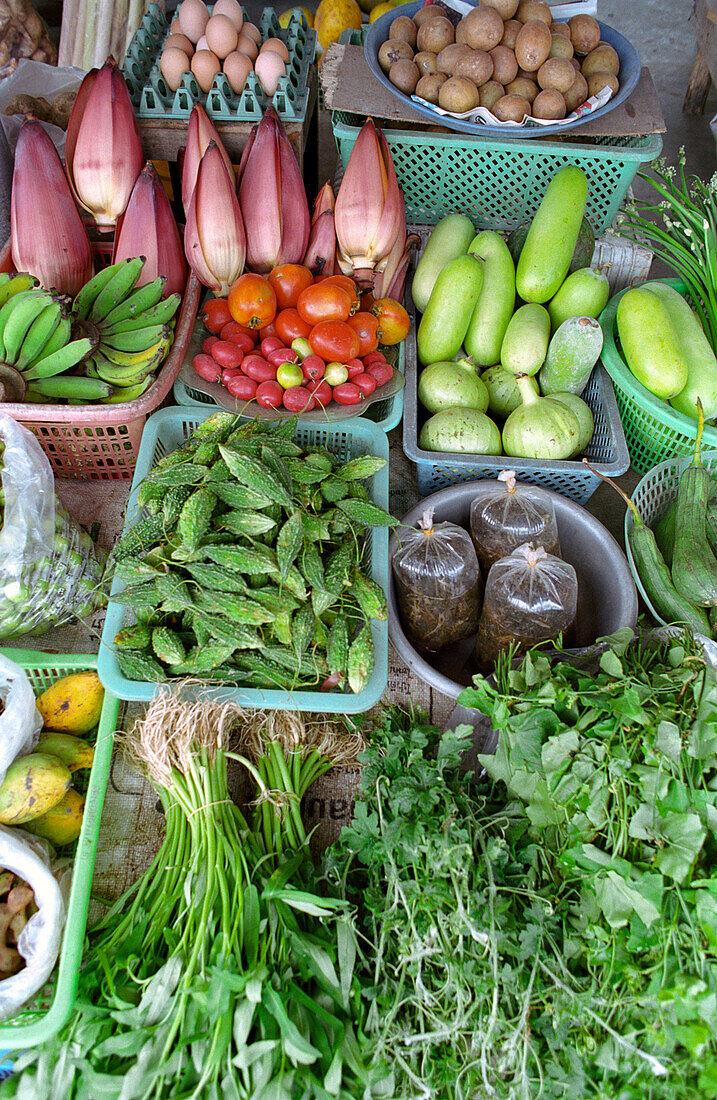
xmin=0 ymin=238 xmax=201 ymax=479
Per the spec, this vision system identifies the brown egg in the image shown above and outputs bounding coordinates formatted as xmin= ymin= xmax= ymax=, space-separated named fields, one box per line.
xmin=205 ymin=14 xmax=239 ymax=59
xmin=160 ymin=46 xmax=191 ymax=91
xmin=241 ymin=22 xmax=262 ymax=44
xmin=178 ymin=0 xmax=209 ymax=43
xmin=191 ymin=49 xmax=221 ymax=92
xmin=223 ymin=50 xmax=253 ymax=94
xmin=260 ymin=37 xmax=290 ymax=62
xmin=165 ymin=33 xmax=194 ymax=56
xmin=254 ymin=49 xmax=286 ymax=95
xmin=236 ymin=33 xmax=259 ymax=61
xmin=196 ymin=35 xmax=209 ymax=51
xmin=170 ymin=17 xmax=181 ymax=33
xmin=212 ymin=0 xmax=244 ymax=33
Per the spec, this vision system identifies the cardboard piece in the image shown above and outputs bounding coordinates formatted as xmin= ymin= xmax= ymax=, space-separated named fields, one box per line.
xmin=321 ymin=43 xmax=666 ymax=138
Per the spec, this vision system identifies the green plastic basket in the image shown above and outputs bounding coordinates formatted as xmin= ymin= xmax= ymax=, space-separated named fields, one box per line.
xmin=332 ymin=110 xmax=662 ymax=235
xmin=98 ymin=407 xmax=390 ymax=712
xmin=599 ymin=280 xmax=717 ymax=473
xmin=0 ymin=651 xmax=117 ymax=1050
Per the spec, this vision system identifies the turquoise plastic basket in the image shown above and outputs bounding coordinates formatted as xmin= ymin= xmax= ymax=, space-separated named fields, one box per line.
xmin=0 ymin=651 xmax=117 ymax=1050
xmin=98 ymin=408 xmax=390 ymax=712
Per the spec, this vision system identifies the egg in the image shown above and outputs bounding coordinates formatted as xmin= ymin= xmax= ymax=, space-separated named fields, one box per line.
xmin=170 ymin=17 xmax=181 ymax=33
xmin=254 ymin=49 xmax=286 ymax=95
xmin=260 ymin=37 xmax=290 ymax=63
xmin=236 ymin=33 xmax=259 ymax=61
xmin=160 ymin=46 xmax=191 ymax=91
xmin=191 ymin=49 xmax=221 ymax=92
xmin=223 ymin=50 xmax=253 ymax=94
xmin=178 ymin=0 xmax=209 ymax=43
xmin=212 ymin=0 xmax=244 ymax=33
xmin=241 ymin=22 xmax=262 ymax=45
xmin=196 ymin=34 xmax=209 ymax=50
xmin=165 ymin=33 xmax=194 ymax=56
xmin=205 ymin=13 xmax=239 ymax=58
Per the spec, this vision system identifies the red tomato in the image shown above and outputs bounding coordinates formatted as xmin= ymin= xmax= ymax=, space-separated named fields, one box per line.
xmin=283 ymin=386 xmax=316 ymax=412
xmin=347 ymin=312 xmax=380 ymax=356
xmin=360 ymin=290 xmax=376 ymax=312
xmin=366 ymin=362 xmax=394 ymax=386
xmin=202 ymin=297 xmax=232 ymax=333
xmin=362 ymin=351 xmax=387 ymax=368
xmin=261 ymin=336 xmax=284 ymax=357
xmin=256 ymin=380 xmax=284 ymax=408
xmin=373 ymin=298 xmax=410 ymax=345
xmin=319 ymin=274 xmax=360 ymax=313
xmin=259 ymin=320 xmax=280 ymax=341
xmin=346 ymin=358 xmax=365 ymax=379
xmin=220 ymin=321 xmax=257 ymax=347
xmin=242 ymin=354 xmax=277 ymax=384
xmin=301 ymin=354 xmax=325 ymax=382
xmin=353 ymin=372 xmax=377 ymax=396
xmin=297 ymin=283 xmax=352 ymax=325
xmin=211 ymin=341 xmax=244 ymax=370
xmin=333 ymin=382 xmax=363 ymax=406
xmin=275 ymin=308 xmax=312 ymax=346
xmin=225 ymin=374 xmax=257 ymax=401
xmin=228 ymin=273 xmax=277 ymax=329
xmin=202 ymin=335 xmax=219 ymax=356
xmin=267 ymin=347 xmax=299 ymax=368
xmin=193 ymin=353 xmax=222 ymax=382
xmin=268 ymin=264 xmax=314 ymax=310
xmin=221 ymin=367 xmax=243 ymax=385
xmin=306 ymin=378 xmax=332 ymax=406
xmin=309 ymin=321 xmax=360 ymax=363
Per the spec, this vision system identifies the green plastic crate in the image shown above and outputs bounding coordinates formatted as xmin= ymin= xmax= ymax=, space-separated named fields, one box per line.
xmin=0 ymin=651 xmax=117 ymax=1050
xmin=332 ymin=110 xmax=662 ymax=235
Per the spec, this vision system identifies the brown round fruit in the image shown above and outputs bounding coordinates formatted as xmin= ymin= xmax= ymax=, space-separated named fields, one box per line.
xmin=532 ymin=88 xmax=566 ymax=118
xmin=493 ymin=92 xmax=531 ymax=121
xmin=389 ymin=15 xmax=418 ymax=48
xmin=568 ymin=13 xmax=600 ymax=54
xmin=479 ymin=78 xmax=505 ymax=109
xmin=501 ymin=18 xmax=521 ymax=49
xmin=505 ymin=75 xmax=538 ymax=102
xmin=581 ymin=43 xmax=619 ymax=77
xmin=537 ymin=57 xmax=575 ymax=92
xmin=515 ymin=20 xmax=551 ymax=71
xmin=479 ymin=0 xmax=519 ymax=18
xmin=438 ymin=74 xmax=480 ymax=112
xmin=489 ymin=44 xmax=518 ymax=84
xmin=455 ymin=49 xmax=494 ymax=86
xmin=550 ymin=21 xmax=571 ymax=39
xmin=517 ymin=67 xmax=539 ymax=80
xmin=414 ymin=50 xmax=438 ymax=76
xmin=586 ymin=70 xmax=619 ymax=97
xmin=417 ymin=17 xmax=455 ymax=54
xmin=549 ymin=33 xmax=573 ymax=59
xmin=516 ymin=0 xmax=551 ymax=25
xmin=415 ymin=71 xmax=448 ymax=103
xmin=413 ymin=6 xmax=440 ymax=27
xmin=378 ymin=39 xmax=413 ymax=73
xmin=389 ymin=58 xmax=420 ymax=94
xmin=569 ymin=57 xmax=581 ymax=72
xmin=437 ymin=43 xmax=473 ymax=75
xmin=459 ymin=6 xmax=504 ymax=51
xmin=563 ymin=72 xmax=588 ymax=112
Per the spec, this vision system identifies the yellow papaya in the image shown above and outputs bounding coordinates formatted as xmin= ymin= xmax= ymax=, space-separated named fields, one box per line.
xmin=23 ymin=789 xmax=84 ymax=846
xmin=36 ymin=672 xmax=105 ymax=735
xmin=37 ymin=732 xmax=94 ymax=773
xmin=0 ymin=753 xmax=71 ymax=825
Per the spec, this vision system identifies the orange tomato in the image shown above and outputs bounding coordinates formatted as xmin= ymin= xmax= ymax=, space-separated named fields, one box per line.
xmin=275 ymin=307 xmax=312 ymax=345
xmin=347 ymin=311 xmax=380 ymax=356
xmin=318 ymin=274 xmax=360 ymax=313
xmin=297 ymin=283 xmax=352 ymax=325
xmin=267 ymin=264 xmax=314 ymax=310
xmin=228 ymin=274 xmax=277 ymax=330
xmin=373 ymin=297 xmax=410 ymax=345
xmin=308 ymin=320 xmax=361 ymax=362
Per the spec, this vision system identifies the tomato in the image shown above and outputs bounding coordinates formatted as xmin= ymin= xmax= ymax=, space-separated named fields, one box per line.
xmin=297 ymin=283 xmax=352 ymax=325
xmin=366 ymin=362 xmax=394 ymax=386
xmin=360 ymin=290 xmax=376 ymax=313
xmin=324 ymin=362 xmax=349 ymax=387
xmin=275 ymin=308 xmax=312 ymax=346
xmin=221 ymin=366 xmax=242 ymax=384
xmin=268 ymin=264 xmax=314 ymax=310
xmin=333 ymin=382 xmax=364 ymax=406
xmin=319 ymin=274 xmax=360 ymax=313
xmin=373 ymin=297 xmax=410 ymax=345
xmin=241 ymin=354 xmax=277 ymax=384
xmin=202 ymin=297 xmax=232 ymax=333
xmin=276 ymin=362 xmax=304 ymax=389
xmin=353 ymin=372 xmax=377 ymax=396
xmin=220 ymin=321 xmax=257 ymax=347
xmin=291 ymin=337 xmax=312 ymax=359
xmin=261 ymin=336 xmax=284 ymax=357
xmin=211 ymin=341 xmax=243 ymax=370
xmin=363 ymin=351 xmax=387 ymax=368
xmin=347 ymin=311 xmax=380 ymax=356
xmin=256 ymin=380 xmax=284 ymax=408
xmin=306 ymin=378 xmax=332 ymax=406
xmin=202 ymin=335 xmax=219 ymax=356
xmin=301 ymin=354 xmax=325 ymax=382
xmin=228 ymin=273 xmax=277 ymax=329
xmin=193 ymin=353 xmax=222 ymax=382
xmin=225 ymin=374 xmax=257 ymax=401
xmin=346 ymin=357 xmax=364 ymax=379
xmin=259 ymin=320 xmax=280 ymax=341
xmin=267 ymin=347 xmax=299 ymax=368
xmin=283 ymin=386 xmax=315 ymax=412
xmin=309 ymin=321 xmax=360 ymax=363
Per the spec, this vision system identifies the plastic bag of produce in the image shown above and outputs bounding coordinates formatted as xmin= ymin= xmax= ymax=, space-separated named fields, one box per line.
xmin=476 ymin=543 xmax=577 ymax=668
xmin=470 ymin=471 xmax=560 ymax=572
xmin=0 ymin=653 xmax=41 ymax=786
xmin=392 ymin=508 xmax=483 ymax=652
xmin=0 ymin=0 xmax=56 ymax=80
xmin=0 ymin=417 xmax=107 ymax=638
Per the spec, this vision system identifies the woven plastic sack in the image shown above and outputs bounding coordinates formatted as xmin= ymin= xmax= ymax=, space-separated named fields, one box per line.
xmin=0 ymin=417 xmax=107 ymax=638
xmin=476 ymin=543 xmax=577 ymax=668
xmin=392 ymin=507 xmax=483 ymax=651
xmin=470 ymin=471 xmax=560 ymax=571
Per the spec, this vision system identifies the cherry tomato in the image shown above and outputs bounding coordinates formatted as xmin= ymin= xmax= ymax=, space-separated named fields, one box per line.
xmin=347 ymin=311 xmax=380 ymax=356
xmin=291 ymin=337 xmax=312 ymax=359
xmin=268 ymin=264 xmax=314 ymax=310
xmin=346 ymin=357 xmax=364 ymax=380
xmin=242 ymin=354 xmax=277 ymax=384
xmin=373 ymin=297 xmax=410 ymax=345
xmin=202 ymin=335 xmax=219 ymax=356
xmin=297 ymin=283 xmax=352 ymax=325
xmin=211 ymin=341 xmax=244 ymax=370
xmin=333 ymin=382 xmax=364 ymax=406
xmin=301 ymin=354 xmax=325 ymax=382
xmin=221 ymin=367 xmax=242 ymax=385
xmin=220 ymin=321 xmax=257 ymax=347
xmin=309 ymin=321 xmax=360 ymax=363
xmin=306 ymin=378 xmax=332 ymax=406
xmin=225 ymin=374 xmax=258 ymax=401
xmin=193 ymin=353 xmax=222 ymax=382
xmin=261 ymin=336 xmax=284 ymax=357
xmin=353 ymin=372 xmax=377 ymax=396
xmin=363 ymin=351 xmax=388 ymax=368
xmin=277 ymin=362 xmax=304 ymax=389
xmin=324 ymin=361 xmax=349 ymax=387
xmin=267 ymin=347 xmax=299 ymax=368
xmin=283 ymin=386 xmax=316 ymax=412
xmin=275 ymin=308 xmax=312 ymax=345
xmin=366 ymin=362 xmax=394 ymax=386
xmin=228 ymin=273 xmax=277 ymax=329
xmin=259 ymin=320 xmax=280 ymax=341
xmin=256 ymin=380 xmax=284 ymax=408
xmin=319 ymin=274 xmax=360 ymax=313
xmin=202 ymin=297 xmax=232 ymax=333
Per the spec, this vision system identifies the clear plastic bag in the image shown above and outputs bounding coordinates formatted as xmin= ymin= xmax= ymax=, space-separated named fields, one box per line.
xmin=0 ymin=1 xmax=56 ymax=80
xmin=0 ymin=417 xmax=107 ymax=639
xmin=0 ymin=653 xmax=42 ymax=787
xmin=392 ymin=508 xmax=483 ymax=651
xmin=476 ymin=543 xmax=578 ymax=668
xmin=470 ymin=471 xmax=560 ymax=571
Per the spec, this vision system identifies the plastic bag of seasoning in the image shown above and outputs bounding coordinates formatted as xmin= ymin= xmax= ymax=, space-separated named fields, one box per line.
xmin=470 ymin=470 xmax=560 ymax=572
xmin=475 ymin=543 xmax=577 ymax=668
xmin=392 ymin=508 xmax=483 ymax=652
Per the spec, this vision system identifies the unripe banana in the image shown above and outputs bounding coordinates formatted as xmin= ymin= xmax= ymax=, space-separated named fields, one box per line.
xmin=89 ymin=257 xmax=145 ymax=323
xmin=23 ymin=337 xmax=94 ymax=381
xmin=16 ymin=300 xmax=64 ymax=370
xmin=100 ymin=277 xmax=166 ymax=327
xmin=102 ymin=323 xmax=170 ymax=354
xmin=101 ymin=292 xmax=180 ymax=334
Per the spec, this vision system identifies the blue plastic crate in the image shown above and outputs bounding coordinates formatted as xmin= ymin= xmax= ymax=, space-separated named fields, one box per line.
xmin=98 ymin=408 xmax=390 ymax=712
